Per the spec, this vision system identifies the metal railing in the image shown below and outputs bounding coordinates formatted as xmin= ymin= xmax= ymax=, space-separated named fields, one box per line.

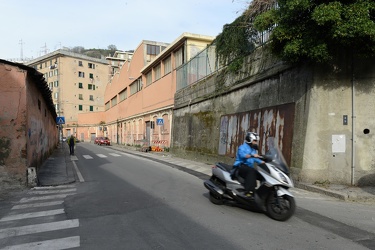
xmin=176 ymin=29 xmax=272 ymax=91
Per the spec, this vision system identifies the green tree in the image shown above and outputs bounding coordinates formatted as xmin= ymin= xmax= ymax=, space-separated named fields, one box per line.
xmin=254 ymin=0 xmax=375 ymax=63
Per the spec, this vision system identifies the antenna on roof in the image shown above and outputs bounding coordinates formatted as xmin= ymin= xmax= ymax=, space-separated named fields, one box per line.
xmin=19 ymin=39 xmax=24 ymax=61
xmin=41 ymin=43 xmax=49 ymax=55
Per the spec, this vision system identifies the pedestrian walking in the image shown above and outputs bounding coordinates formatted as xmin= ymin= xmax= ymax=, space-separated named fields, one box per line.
xmin=68 ymin=135 xmax=75 ymax=155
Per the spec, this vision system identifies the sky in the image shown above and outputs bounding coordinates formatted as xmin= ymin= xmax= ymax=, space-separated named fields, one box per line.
xmin=0 ymin=0 xmax=249 ymax=61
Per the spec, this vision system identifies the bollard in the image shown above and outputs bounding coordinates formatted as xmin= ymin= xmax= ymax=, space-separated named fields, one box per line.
xmin=27 ymin=167 xmax=37 ymax=187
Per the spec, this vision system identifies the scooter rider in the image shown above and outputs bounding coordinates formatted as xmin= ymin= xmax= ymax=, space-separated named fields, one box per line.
xmin=233 ymin=132 xmax=265 ymax=198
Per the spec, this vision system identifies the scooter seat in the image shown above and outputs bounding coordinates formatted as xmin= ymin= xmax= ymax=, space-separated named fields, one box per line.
xmin=216 ymin=162 xmax=233 ymax=172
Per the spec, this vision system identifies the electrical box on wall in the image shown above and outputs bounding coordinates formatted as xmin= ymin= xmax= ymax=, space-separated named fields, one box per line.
xmin=332 ymin=135 xmax=346 ymax=153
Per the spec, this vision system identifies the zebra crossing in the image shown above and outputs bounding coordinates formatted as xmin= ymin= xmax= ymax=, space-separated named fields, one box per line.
xmin=0 ymin=184 xmax=80 ymax=249
xmin=81 ymin=152 xmax=126 ymax=159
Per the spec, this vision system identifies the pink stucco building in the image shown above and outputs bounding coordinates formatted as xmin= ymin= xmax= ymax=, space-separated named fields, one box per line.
xmin=0 ymin=59 xmax=58 ymax=188
xmin=77 ymin=33 xmax=214 ymax=149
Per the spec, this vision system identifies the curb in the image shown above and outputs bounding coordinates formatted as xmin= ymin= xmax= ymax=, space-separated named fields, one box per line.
xmin=295 ymin=183 xmax=347 ymax=201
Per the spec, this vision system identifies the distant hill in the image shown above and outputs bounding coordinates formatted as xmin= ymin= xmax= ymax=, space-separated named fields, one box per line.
xmin=69 ymin=45 xmax=118 ymax=59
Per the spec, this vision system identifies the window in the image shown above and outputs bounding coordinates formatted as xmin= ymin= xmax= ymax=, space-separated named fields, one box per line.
xmin=54 ymin=69 xmax=58 ymax=76
xmin=88 ymin=63 xmax=95 ymax=69
xmin=79 ymin=94 xmax=83 ymax=100
xmin=54 ymin=92 xmax=59 ymax=99
xmin=79 ymin=105 xmax=83 ymax=111
xmin=88 ymin=84 xmax=94 ymax=90
xmin=49 ymin=71 xmax=53 ymax=77
xmin=111 ymin=96 xmax=117 ymax=107
xmin=89 ymin=95 xmax=94 ymax=101
xmin=130 ymin=78 xmax=142 ymax=95
xmin=78 ymin=71 xmax=85 ymax=78
xmin=89 ymin=73 xmax=94 ymax=79
xmin=49 ymin=82 xmax=53 ymax=90
xmin=154 ymin=64 xmax=161 ymax=81
xmin=175 ymin=47 xmax=184 ymax=68
xmin=55 ymin=104 xmax=59 ymax=111
xmin=119 ymin=88 xmax=127 ymax=102
xmin=146 ymin=71 xmax=152 ymax=86
xmin=78 ymin=61 xmax=83 ymax=66
xmin=79 ymin=82 xmax=83 ymax=89
xmin=90 ymin=106 xmax=94 ymax=111
xmin=164 ymin=56 xmax=171 ymax=75
xmin=54 ymin=81 xmax=59 ymax=87
xmin=105 ymin=101 xmax=110 ymax=111
xmin=147 ymin=44 xmax=160 ymax=55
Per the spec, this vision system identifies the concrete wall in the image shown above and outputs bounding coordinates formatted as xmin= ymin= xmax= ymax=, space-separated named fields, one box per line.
xmin=172 ymin=46 xmax=375 ymax=186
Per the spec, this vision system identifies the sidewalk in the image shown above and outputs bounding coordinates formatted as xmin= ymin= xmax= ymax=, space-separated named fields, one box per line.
xmin=37 ymin=143 xmax=375 ymax=203
xmin=37 ymin=142 xmax=75 ymax=186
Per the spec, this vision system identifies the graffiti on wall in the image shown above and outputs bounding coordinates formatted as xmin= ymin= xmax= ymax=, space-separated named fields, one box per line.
xmin=218 ymin=103 xmax=295 ymax=165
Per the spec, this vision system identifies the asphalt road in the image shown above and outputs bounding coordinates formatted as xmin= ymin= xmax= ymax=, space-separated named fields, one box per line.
xmin=0 ymin=143 xmax=374 ymax=249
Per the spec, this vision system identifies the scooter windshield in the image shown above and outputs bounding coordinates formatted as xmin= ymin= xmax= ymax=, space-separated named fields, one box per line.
xmin=264 ymin=146 xmax=289 ymax=175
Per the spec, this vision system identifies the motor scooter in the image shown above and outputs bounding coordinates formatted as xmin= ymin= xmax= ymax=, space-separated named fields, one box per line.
xmin=203 ymin=146 xmax=296 ymax=221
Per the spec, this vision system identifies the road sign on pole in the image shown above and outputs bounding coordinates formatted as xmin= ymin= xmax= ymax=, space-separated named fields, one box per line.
xmin=56 ymin=116 xmax=65 ymax=125
xmin=156 ymin=118 xmax=164 ymax=125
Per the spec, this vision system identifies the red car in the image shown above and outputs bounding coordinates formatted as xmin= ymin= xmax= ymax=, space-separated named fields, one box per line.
xmin=94 ymin=137 xmax=103 ymax=145
xmin=98 ymin=137 xmax=110 ymax=146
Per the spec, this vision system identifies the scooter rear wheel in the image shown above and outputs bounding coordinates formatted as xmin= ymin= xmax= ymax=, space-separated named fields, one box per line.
xmin=266 ymin=193 xmax=295 ymax=221
xmin=209 ymin=192 xmax=224 ymax=205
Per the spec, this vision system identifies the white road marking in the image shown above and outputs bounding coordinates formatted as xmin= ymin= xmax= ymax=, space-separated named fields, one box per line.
xmin=96 ymin=154 xmax=107 ymax=158
xmin=0 ymin=236 xmax=80 ymax=250
xmin=120 ymin=152 xmax=142 ymax=159
xmin=19 ymin=194 xmax=73 ymax=203
xmin=28 ymin=188 xmax=76 ymax=195
xmin=70 ymin=155 xmax=78 ymax=161
xmin=0 ymin=219 xmax=79 ymax=239
xmin=109 ymin=153 xmax=121 ymax=157
xmin=0 ymin=209 xmax=64 ymax=222
xmin=83 ymin=155 xmax=93 ymax=159
xmin=72 ymin=161 xmax=85 ymax=183
xmin=12 ymin=201 xmax=64 ymax=210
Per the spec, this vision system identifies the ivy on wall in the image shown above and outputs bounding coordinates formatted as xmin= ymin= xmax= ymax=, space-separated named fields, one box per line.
xmin=214 ymin=0 xmax=277 ymax=73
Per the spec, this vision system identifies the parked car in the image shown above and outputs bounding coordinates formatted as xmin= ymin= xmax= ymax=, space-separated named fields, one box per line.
xmin=98 ymin=137 xmax=110 ymax=146
xmin=94 ymin=137 xmax=103 ymax=144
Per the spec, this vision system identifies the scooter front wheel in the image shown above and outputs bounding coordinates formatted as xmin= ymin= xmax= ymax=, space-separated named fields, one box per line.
xmin=209 ymin=191 xmax=224 ymax=205
xmin=266 ymin=193 xmax=295 ymax=221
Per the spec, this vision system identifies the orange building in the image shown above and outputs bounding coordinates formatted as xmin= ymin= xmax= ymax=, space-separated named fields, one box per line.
xmin=77 ymin=33 xmax=214 ymax=150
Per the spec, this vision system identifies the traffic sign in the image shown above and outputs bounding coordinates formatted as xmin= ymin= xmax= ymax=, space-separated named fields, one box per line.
xmin=56 ymin=116 xmax=65 ymax=125
xmin=156 ymin=118 xmax=164 ymax=125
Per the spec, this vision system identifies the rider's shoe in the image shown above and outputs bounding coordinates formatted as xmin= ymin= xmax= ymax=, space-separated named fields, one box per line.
xmin=245 ymin=191 xmax=253 ymax=198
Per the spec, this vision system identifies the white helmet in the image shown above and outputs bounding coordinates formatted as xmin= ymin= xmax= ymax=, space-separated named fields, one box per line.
xmin=245 ymin=132 xmax=259 ymax=144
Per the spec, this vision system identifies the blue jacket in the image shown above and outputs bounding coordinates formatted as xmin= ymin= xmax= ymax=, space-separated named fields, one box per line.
xmin=233 ymin=143 xmax=263 ymax=168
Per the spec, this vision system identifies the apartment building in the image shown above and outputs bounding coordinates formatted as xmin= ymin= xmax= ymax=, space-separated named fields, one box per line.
xmin=77 ymin=33 xmax=215 ymax=148
xmin=106 ymin=50 xmax=133 ymax=76
xmin=26 ymin=50 xmax=110 ymax=139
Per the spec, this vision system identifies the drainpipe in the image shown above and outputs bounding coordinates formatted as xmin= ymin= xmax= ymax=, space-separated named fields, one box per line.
xmin=351 ymin=53 xmax=355 ymax=186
